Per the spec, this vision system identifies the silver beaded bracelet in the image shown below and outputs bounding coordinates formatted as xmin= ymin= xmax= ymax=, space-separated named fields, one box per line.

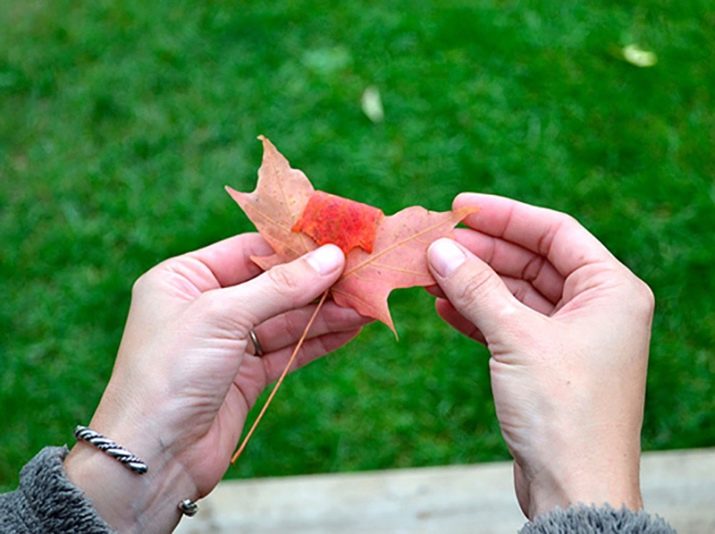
xmin=73 ymin=425 xmax=199 ymax=517
xmin=73 ymin=425 xmax=148 ymax=474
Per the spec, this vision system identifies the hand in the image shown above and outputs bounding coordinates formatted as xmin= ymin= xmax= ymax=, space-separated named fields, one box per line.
xmin=427 ymin=193 xmax=654 ymax=519
xmin=65 ymin=235 xmax=369 ymax=533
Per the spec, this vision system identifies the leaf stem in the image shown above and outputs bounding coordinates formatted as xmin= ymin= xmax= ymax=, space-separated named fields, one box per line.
xmin=231 ymin=290 xmax=329 ymax=463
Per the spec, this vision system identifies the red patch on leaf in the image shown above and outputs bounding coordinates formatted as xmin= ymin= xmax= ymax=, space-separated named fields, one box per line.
xmin=292 ymin=191 xmax=384 ymax=255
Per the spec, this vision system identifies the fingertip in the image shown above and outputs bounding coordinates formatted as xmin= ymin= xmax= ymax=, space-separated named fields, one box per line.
xmin=306 ymin=244 xmax=345 ymax=275
xmin=453 ymin=192 xmax=482 ymax=210
xmin=424 ymin=283 xmax=446 ymax=299
xmin=434 ymin=296 xmax=450 ymax=318
xmin=428 ymin=238 xmax=466 ymax=278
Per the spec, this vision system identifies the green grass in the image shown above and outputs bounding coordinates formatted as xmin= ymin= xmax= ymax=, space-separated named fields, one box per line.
xmin=1 ymin=0 xmax=713 ymax=490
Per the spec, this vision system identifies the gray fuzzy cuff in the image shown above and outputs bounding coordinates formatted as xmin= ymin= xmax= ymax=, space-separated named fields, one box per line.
xmin=519 ymin=504 xmax=676 ymax=533
xmin=0 ymin=446 xmax=114 ymax=533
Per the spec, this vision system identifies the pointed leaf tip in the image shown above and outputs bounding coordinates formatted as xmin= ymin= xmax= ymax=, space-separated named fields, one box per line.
xmin=258 ymin=135 xmax=274 ymax=149
xmin=224 ymin=185 xmax=242 ymax=202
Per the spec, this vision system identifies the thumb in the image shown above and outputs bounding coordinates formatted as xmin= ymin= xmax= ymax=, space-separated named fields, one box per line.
xmin=212 ymin=244 xmax=345 ymax=328
xmin=427 ymin=238 xmax=527 ymax=341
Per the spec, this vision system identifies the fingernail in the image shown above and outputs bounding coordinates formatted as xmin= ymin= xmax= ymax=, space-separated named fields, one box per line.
xmin=429 ymin=238 xmax=466 ymax=277
xmin=306 ymin=245 xmax=344 ymax=275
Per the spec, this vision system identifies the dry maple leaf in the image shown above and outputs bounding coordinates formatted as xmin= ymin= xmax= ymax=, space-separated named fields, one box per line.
xmin=227 ymin=136 xmax=475 ymax=335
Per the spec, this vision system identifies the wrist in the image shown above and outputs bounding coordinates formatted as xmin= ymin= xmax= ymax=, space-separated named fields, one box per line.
xmin=526 ymin=444 xmax=643 ymax=519
xmin=65 ymin=416 xmax=197 ymax=533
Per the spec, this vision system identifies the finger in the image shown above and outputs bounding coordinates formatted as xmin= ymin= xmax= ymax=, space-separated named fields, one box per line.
xmin=214 ymin=244 xmax=345 ymax=329
xmin=453 ymin=228 xmax=564 ymax=304
xmin=454 ymin=193 xmax=616 ymax=277
xmin=428 ymin=238 xmax=535 ymax=341
xmin=500 ymin=276 xmax=556 ymax=315
xmin=230 ymin=328 xmax=362 ymax=412
xmin=233 ymin=327 xmax=361 ymax=408
xmin=425 ymin=284 xmax=446 ymax=299
xmin=435 ymin=298 xmax=486 ymax=345
xmin=251 ymin=301 xmax=372 ymax=354
xmin=431 ymin=275 xmax=553 ymax=315
xmin=260 ymin=329 xmax=362 ymax=383
xmin=175 ymin=233 xmax=274 ymax=289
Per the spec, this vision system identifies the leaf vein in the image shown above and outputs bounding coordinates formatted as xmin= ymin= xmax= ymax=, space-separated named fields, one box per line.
xmin=343 ymin=217 xmax=455 ymax=277
xmin=368 ymin=262 xmax=425 ymax=276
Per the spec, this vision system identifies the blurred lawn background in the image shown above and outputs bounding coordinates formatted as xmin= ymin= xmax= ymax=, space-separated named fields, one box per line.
xmin=1 ymin=1 xmax=714 ymax=491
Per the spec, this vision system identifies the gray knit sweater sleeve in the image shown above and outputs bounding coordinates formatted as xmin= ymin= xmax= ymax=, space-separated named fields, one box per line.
xmin=0 ymin=446 xmax=114 ymax=533
xmin=2 ymin=448 xmax=676 ymax=533
xmin=520 ymin=504 xmax=676 ymax=533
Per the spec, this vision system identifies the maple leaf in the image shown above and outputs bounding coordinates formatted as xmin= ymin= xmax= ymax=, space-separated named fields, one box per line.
xmin=227 ymin=136 xmax=475 ymax=335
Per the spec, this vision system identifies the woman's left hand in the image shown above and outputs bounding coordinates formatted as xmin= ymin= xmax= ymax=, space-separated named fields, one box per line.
xmin=65 ymin=234 xmax=368 ymax=533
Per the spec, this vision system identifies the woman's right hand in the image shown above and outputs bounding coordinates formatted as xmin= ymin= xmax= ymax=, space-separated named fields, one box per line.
xmin=426 ymin=193 xmax=655 ymax=519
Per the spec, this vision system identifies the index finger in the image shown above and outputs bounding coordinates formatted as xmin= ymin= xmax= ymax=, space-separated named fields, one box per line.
xmin=454 ymin=193 xmax=615 ymax=277
xmin=180 ymin=233 xmax=273 ymax=288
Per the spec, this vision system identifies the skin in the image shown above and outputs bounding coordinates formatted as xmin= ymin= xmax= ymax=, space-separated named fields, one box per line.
xmin=64 ymin=236 xmax=369 ymax=533
xmin=64 ymin=193 xmax=654 ymax=530
xmin=426 ymin=193 xmax=654 ymax=519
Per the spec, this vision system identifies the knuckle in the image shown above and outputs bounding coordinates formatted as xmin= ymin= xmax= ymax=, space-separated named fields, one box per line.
xmin=454 ymin=269 xmax=495 ymax=310
xmin=281 ymin=311 xmax=306 ymax=340
xmin=536 ymin=212 xmax=580 ymax=256
xmin=131 ymin=270 xmax=154 ymax=297
xmin=633 ymin=278 xmax=656 ymax=315
xmin=544 ymin=208 xmax=576 ymax=229
xmin=130 ymin=258 xmax=180 ymax=297
xmin=551 ymin=210 xmax=580 ymax=229
xmin=615 ymin=270 xmax=655 ymax=319
xmin=511 ymin=281 xmax=529 ymax=304
xmin=562 ymin=213 xmax=580 ymax=227
xmin=312 ymin=336 xmax=330 ymax=360
xmin=267 ymin=265 xmax=302 ymax=298
xmin=520 ymin=255 xmax=546 ymax=283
